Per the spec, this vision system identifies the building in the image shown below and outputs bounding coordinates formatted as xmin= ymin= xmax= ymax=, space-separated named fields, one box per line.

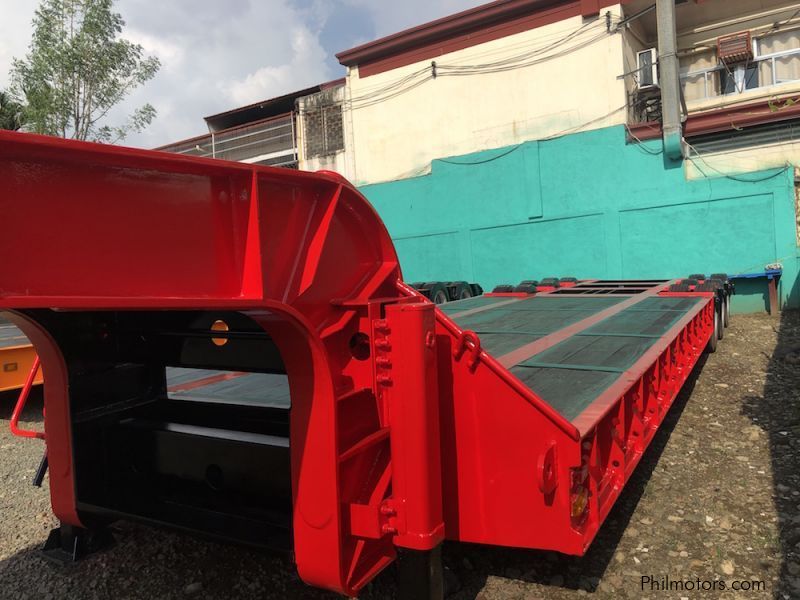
xmin=159 ymin=0 xmax=800 ymax=311
xmin=157 ymin=81 xmax=344 ymax=168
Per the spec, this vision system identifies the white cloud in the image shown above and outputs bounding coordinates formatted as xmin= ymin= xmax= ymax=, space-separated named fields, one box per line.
xmin=224 ymin=26 xmax=327 ymax=106
xmin=0 ymin=1 xmax=37 ymax=90
xmin=0 ymin=0 xmax=486 ymax=148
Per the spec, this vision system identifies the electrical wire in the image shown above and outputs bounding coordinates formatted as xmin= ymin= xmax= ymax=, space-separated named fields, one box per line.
xmin=540 ymin=105 xmax=627 ymax=141
xmin=347 ymin=75 xmax=434 ymax=110
xmin=437 ymin=143 xmax=524 ymax=165
xmin=436 ymin=19 xmax=599 ymax=72
xmin=685 ymin=140 xmax=792 ymax=182
xmin=346 ymin=30 xmax=612 ymax=110
xmin=339 ymin=16 xmax=620 ymax=111
xmin=437 ymin=30 xmax=615 ymax=76
xmin=437 ymin=105 xmax=629 ymax=166
xmin=772 ymin=6 xmax=800 ymax=32
xmin=625 ymin=123 xmax=664 ymax=155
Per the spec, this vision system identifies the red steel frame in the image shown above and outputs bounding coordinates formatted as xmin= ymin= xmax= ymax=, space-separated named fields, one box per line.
xmin=0 ymin=131 xmax=715 ymax=596
xmin=9 ymin=356 xmax=45 ymax=440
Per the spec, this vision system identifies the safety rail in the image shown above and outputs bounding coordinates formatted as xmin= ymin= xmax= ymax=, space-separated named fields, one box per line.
xmin=158 ymin=113 xmax=298 ymax=166
xmin=9 ymin=356 xmax=44 ymax=440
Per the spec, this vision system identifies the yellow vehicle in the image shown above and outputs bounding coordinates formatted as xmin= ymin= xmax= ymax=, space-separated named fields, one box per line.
xmin=0 ymin=320 xmax=43 ymax=393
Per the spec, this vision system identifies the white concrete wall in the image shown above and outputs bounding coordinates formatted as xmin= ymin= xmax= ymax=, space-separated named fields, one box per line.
xmin=343 ymin=5 xmax=628 ymax=185
xmin=685 ymin=137 xmax=799 ymax=180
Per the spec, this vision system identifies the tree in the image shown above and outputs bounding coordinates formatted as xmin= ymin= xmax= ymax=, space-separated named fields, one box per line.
xmin=0 ymin=91 xmax=25 ymax=131
xmin=11 ymin=0 xmax=160 ymax=143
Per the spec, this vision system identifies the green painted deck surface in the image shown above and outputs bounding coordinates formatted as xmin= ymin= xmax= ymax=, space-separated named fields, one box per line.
xmin=447 ymin=293 xmax=704 ymax=421
xmin=167 ymin=368 xmax=291 ymax=409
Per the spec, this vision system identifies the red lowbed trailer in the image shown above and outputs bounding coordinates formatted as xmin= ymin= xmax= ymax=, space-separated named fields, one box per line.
xmin=0 ymin=131 xmax=726 ymax=599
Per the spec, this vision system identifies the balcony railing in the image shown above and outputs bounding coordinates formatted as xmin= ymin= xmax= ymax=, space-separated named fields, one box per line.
xmin=159 ymin=113 xmax=298 ymax=167
xmin=680 ymin=46 xmax=800 ymax=102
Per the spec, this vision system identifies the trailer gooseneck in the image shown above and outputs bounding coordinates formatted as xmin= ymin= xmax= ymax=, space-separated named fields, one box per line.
xmin=0 ymin=131 xmax=723 ymax=599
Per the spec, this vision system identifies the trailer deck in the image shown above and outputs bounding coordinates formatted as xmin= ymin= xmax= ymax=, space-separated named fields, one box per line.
xmin=442 ymin=286 xmax=706 ymax=424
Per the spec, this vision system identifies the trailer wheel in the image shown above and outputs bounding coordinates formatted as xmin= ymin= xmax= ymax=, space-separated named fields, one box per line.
xmin=668 ymin=283 xmax=691 ymax=292
xmin=513 ymin=283 xmax=538 ymax=294
xmin=722 ymin=294 xmax=731 ymax=327
xmin=688 ymin=273 xmax=706 ymax=281
xmin=492 ymin=285 xmax=514 ymax=293
xmin=453 ymin=282 xmax=473 ymax=300
xmin=429 ymin=283 xmax=449 ymax=305
xmin=706 ymin=309 xmax=719 ymax=353
xmin=469 ymin=283 xmax=484 ymax=297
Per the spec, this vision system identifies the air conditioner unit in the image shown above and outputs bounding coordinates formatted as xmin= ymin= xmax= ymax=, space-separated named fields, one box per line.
xmin=637 ymin=48 xmax=658 ymax=89
xmin=717 ymin=31 xmax=753 ymax=64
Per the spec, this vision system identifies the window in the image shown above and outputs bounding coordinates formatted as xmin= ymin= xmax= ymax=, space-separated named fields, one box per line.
xmin=304 ymin=104 xmax=344 ymax=158
xmin=756 ymin=29 xmax=800 ymax=86
xmin=680 ymin=50 xmax=717 ymax=101
xmin=679 ymin=29 xmax=800 ymax=101
xmin=720 ymin=63 xmax=759 ymax=95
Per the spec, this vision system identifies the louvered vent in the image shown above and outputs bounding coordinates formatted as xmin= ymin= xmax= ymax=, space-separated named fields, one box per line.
xmin=717 ymin=31 xmax=753 ymax=64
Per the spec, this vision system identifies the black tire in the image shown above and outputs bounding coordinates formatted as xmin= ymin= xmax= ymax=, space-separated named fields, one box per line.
xmin=469 ymin=283 xmax=484 ymax=297
xmin=710 ymin=273 xmax=728 ymax=282
xmin=706 ymin=308 xmax=719 ymax=353
xmin=559 ymin=277 xmax=578 ymax=283
xmin=428 ymin=282 xmax=449 ymax=305
xmin=513 ymin=283 xmax=538 ymax=294
xmin=540 ymin=277 xmax=560 ymax=287
xmin=682 ymin=278 xmax=699 ymax=287
xmin=453 ymin=282 xmax=473 ymax=300
xmin=518 ymin=279 xmax=539 ymax=287
xmin=724 ymin=294 xmax=731 ymax=327
xmin=695 ymin=281 xmax=720 ymax=292
xmin=492 ymin=284 xmax=514 ymax=293
xmin=688 ymin=273 xmax=706 ymax=281
xmin=669 ymin=283 xmax=691 ymax=292
xmin=694 ymin=283 xmax=726 ymax=339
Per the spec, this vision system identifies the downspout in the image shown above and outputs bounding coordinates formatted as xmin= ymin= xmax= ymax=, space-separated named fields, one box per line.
xmin=656 ymin=0 xmax=685 ymax=160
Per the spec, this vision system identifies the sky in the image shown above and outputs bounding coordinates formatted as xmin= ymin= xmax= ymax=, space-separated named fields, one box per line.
xmin=0 ymin=0 xmax=486 ymax=148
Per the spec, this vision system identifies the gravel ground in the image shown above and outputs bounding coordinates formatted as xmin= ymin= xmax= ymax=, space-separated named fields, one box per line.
xmin=0 ymin=311 xmax=798 ymax=599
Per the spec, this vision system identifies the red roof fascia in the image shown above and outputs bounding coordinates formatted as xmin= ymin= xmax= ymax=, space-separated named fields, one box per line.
xmin=628 ymin=96 xmax=800 ymax=142
xmin=336 ymin=0 xmax=627 ymax=78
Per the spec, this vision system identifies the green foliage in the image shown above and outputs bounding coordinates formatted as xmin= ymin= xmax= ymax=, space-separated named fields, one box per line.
xmin=11 ymin=0 xmax=160 ymax=142
xmin=0 ymin=91 xmax=26 ymax=131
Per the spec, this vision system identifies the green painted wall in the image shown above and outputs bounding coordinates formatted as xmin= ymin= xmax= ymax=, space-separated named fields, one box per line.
xmin=360 ymin=126 xmax=799 ymax=313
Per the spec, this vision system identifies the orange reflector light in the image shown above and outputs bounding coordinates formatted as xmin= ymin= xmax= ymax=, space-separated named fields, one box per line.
xmin=211 ymin=320 xmax=229 ymax=346
xmin=571 ymin=487 xmax=589 ymax=518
